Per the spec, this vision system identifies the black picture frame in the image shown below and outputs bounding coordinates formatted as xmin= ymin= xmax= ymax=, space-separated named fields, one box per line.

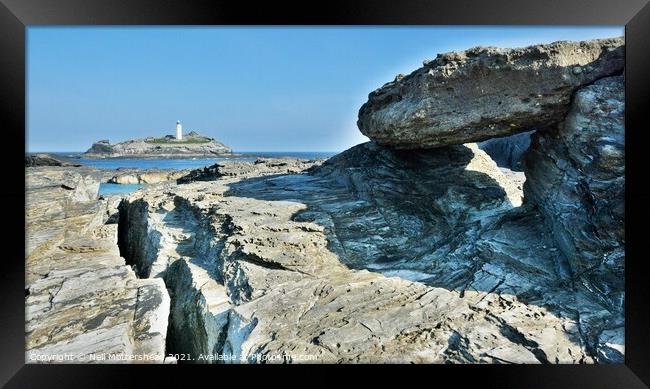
xmin=2 ymin=0 xmax=649 ymax=387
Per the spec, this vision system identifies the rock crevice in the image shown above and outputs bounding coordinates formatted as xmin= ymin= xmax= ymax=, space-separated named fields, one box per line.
xmin=26 ymin=36 xmax=625 ymax=365
xmin=115 ymin=146 xmax=618 ymax=362
xmin=25 ymin=166 xmax=171 ymax=363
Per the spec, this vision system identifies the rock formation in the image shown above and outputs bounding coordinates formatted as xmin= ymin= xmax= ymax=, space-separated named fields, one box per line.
xmin=108 ymin=169 xmax=191 ymax=185
xmin=116 ymin=134 xmax=621 ymax=362
xmin=478 ymin=131 xmax=533 ymax=171
xmin=118 ymin=156 xmax=574 ymax=363
xmin=523 ymin=75 xmax=625 ymax=314
xmin=86 ymin=140 xmax=113 ymax=155
xmin=358 ymin=38 xmax=624 ymax=148
xmin=26 ymin=166 xmax=170 ymax=363
xmin=25 ymin=153 xmax=81 ymax=167
xmin=26 ymin=37 xmax=625 ymax=364
xmin=84 ymin=131 xmax=232 ymax=158
xmin=177 ymin=158 xmax=323 ymax=184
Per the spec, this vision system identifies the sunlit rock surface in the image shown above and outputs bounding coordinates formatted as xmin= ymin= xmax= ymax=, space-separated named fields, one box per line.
xmin=26 ymin=38 xmax=625 ymax=365
xmin=358 ymin=38 xmax=624 ymax=148
xmin=108 ymin=169 xmax=191 ymax=184
xmin=25 ymin=166 xmax=170 ymax=363
xmin=118 ymin=145 xmax=619 ymax=363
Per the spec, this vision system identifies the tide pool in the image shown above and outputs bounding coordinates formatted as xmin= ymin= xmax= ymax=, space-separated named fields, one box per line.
xmin=99 ymin=183 xmax=145 ymax=196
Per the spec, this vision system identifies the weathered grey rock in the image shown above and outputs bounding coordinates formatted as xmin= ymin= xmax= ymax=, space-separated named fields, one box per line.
xmin=108 ymin=169 xmax=191 ymax=184
xmin=26 ymin=166 xmax=170 ymax=363
xmin=84 ymin=131 xmax=232 ymax=158
xmin=118 ymin=144 xmax=620 ymax=363
xmin=358 ymin=37 xmax=624 ymax=149
xmin=26 ymin=167 xmax=103 ymax=260
xmin=523 ymin=75 xmax=624 ymax=314
xmin=26 ymin=38 xmax=625 ymax=365
xmin=478 ymin=131 xmax=533 ymax=171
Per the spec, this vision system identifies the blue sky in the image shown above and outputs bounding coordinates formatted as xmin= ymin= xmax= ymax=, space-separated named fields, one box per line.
xmin=27 ymin=26 xmax=623 ymax=152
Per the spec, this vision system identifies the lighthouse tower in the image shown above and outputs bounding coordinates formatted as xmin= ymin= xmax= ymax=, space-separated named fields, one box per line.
xmin=175 ymin=120 xmax=182 ymax=140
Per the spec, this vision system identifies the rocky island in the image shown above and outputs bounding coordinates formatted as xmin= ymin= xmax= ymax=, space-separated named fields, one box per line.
xmin=26 ymin=37 xmax=625 ymax=364
xmin=84 ymin=125 xmax=232 ymax=158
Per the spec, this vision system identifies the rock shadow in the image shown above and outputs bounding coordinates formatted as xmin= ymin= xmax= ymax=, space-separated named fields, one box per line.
xmin=223 ymin=142 xmax=524 ymax=287
xmin=220 ymin=141 xmax=622 ymax=362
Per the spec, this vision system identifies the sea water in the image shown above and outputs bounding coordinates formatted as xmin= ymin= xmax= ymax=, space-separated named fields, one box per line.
xmin=43 ymin=151 xmax=338 ymax=196
xmin=49 ymin=151 xmax=336 ymax=171
xmin=99 ymin=183 xmax=145 ymax=196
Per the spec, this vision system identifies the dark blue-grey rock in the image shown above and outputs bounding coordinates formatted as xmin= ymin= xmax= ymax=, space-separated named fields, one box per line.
xmin=86 ymin=140 xmax=114 ymax=154
xmin=523 ymin=75 xmax=624 ymax=312
xmin=478 ymin=131 xmax=533 ymax=171
xmin=25 ymin=153 xmax=81 ymax=167
xmin=116 ymin=140 xmax=622 ymax=363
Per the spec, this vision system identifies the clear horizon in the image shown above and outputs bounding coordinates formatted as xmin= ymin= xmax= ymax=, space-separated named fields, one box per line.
xmin=27 ymin=26 xmax=623 ymax=153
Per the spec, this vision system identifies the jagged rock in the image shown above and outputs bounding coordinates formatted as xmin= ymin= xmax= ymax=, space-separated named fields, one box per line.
xmin=108 ymin=169 xmax=191 ymax=184
xmin=118 ymin=143 xmax=619 ymax=363
xmin=83 ymin=131 xmax=232 ymax=158
xmin=523 ymin=75 xmax=624 ymax=313
xmin=86 ymin=140 xmax=114 ymax=155
xmin=478 ymin=131 xmax=533 ymax=171
xmin=26 ymin=167 xmax=170 ymax=363
xmin=177 ymin=158 xmax=324 ymax=184
xmin=358 ymin=38 xmax=624 ymax=149
xmin=25 ymin=167 xmax=103 ymax=215
xmin=25 ymin=153 xmax=81 ymax=167
xmin=26 ymin=167 xmax=103 ymax=260
xmin=26 ymin=38 xmax=625 ymax=366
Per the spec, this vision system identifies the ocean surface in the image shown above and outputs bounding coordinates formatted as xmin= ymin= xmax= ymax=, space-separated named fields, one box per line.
xmin=46 ymin=151 xmax=337 ymax=171
xmin=39 ymin=151 xmax=338 ymax=196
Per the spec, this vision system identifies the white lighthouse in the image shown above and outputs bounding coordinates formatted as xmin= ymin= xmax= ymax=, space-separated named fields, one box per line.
xmin=175 ymin=120 xmax=182 ymax=140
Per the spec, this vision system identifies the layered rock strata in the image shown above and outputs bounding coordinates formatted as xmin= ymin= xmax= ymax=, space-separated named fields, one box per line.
xmin=478 ymin=131 xmax=533 ymax=171
xmin=108 ymin=169 xmax=191 ymax=185
xmin=523 ymin=75 xmax=625 ymax=313
xmin=118 ymin=145 xmax=620 ymax=363
xmin=26 ymin=37 xmax=625 ymax=365
xmin=358 ymin=38 xmax=624 ymax=148
xmin=25 ymin=166 xmax=170 ymax=363
xmin=177 ymin=158 xmax=324 ymax=184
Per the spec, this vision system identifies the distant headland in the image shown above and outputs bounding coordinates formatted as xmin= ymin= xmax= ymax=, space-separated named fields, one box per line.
xmin=83 ymin=121 xmax=232 ymax=158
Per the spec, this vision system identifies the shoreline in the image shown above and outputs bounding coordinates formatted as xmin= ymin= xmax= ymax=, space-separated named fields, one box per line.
xmin=24 ymin=36 xmax=625 ymax=365
xmin=28 ymin=151 xmax=338 ymax=160
xmin=79 ymin=152 xmax=242 ymax=160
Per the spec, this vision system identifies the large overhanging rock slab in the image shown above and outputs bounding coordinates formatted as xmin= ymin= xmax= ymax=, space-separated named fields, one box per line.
xmin=357 ymin=37 xmax=624 ymax=149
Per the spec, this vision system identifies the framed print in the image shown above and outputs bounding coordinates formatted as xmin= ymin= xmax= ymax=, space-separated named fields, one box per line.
xmin=2 ymin=0 xmax=649 ymax=387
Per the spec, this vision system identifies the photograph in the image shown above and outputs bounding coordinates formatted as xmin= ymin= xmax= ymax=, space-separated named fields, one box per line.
xmin=24 ymin=25 xmax=626 ymax=365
